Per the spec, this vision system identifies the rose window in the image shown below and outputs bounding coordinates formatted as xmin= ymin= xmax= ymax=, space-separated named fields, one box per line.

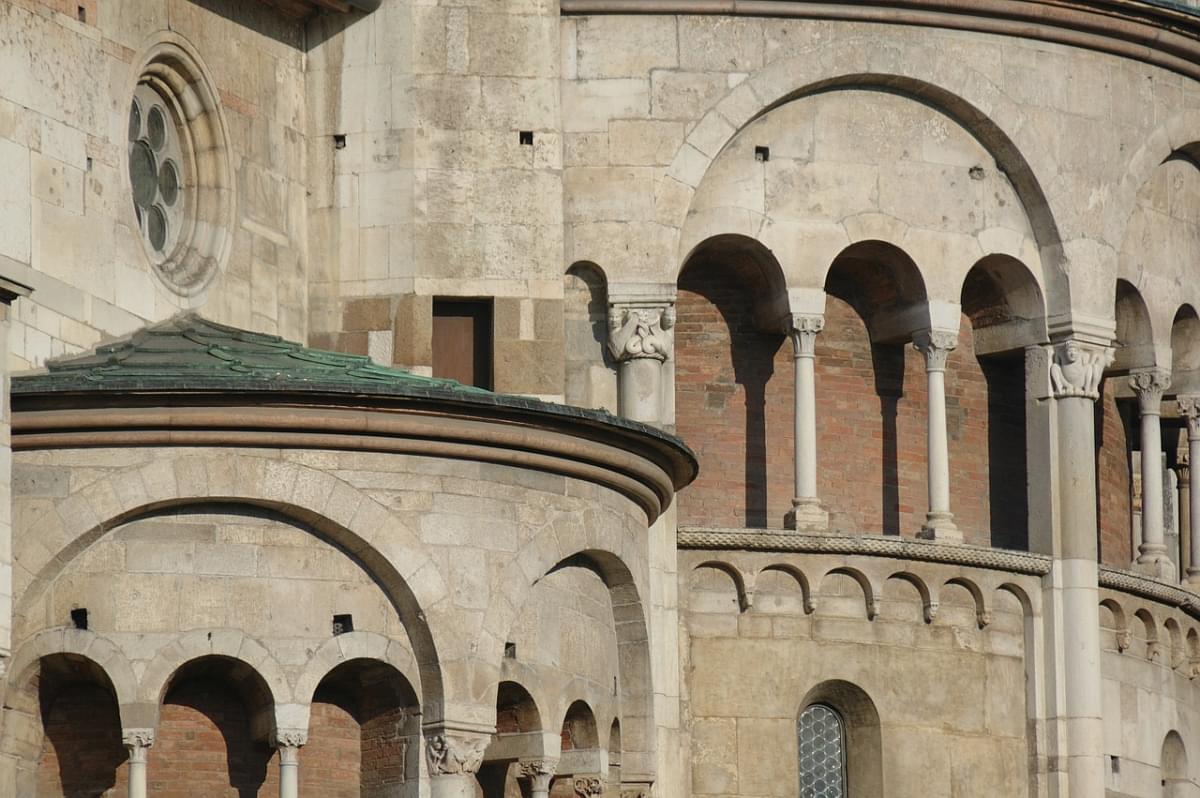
xmin=128 ymin=84 xmax=188 ymax=262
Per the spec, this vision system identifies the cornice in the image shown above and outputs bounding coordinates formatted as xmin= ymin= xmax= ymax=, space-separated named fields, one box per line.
xmin=676 ymin=527 xmax=1053 ymax=574
xmin=12 ymin=401 xmax=695 ymax=523
xmin=561 ymin=0 xmax=1200 ymax=84
xmin=678 ymin=527 xmax=1200 ymax=620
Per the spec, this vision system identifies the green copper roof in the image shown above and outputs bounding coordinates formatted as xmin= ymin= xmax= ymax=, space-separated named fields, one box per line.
xmin=11 ymin=314 xmax=696 ymax=469
xmin=13 ymin=313 xmax=494 ymax=397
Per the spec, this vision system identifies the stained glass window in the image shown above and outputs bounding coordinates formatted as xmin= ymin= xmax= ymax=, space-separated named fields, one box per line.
xmin=798 ymin=703 xmax=847 ymax=798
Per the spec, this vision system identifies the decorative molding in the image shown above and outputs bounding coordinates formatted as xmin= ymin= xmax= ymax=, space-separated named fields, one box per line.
xmin=788 ymin=314 xmax=825 ymax=358
xmin=677 ymin=527 xmax=1053 ymax=575
xmin=1099 ymin=566 xmax=1200 ymax=621
xmin=12 ymin=403 xmax=696 ymax=524
xmin=1130 ymin=369 xmax=1171 ymax=412
xmin=912 ymin=329 xmax=957 ymax=372
xmin=574 ymin=776 xmax=606 ymax=797
xmin=560 ymin=0 xmax=1200 ymax=87
xmin=608 ymin=304 xmax=675 ymax=363
xmin=425 ymin=732 xmax=490 ymax=776
xmin=1050 ymin=340 xmax=1114 ymax=400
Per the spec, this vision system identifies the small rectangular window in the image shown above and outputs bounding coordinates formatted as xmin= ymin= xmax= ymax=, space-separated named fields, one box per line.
xmin=432 ymin=299 xmax=493 ymax=390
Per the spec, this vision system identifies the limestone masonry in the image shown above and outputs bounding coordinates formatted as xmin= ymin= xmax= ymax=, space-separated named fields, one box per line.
xmin=6 ymin=0 xmax=1200 ymax=796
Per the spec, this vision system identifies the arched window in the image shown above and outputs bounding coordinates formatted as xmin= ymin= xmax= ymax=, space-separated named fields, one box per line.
xmin=798 ymin=703 xmax=847 ymax=797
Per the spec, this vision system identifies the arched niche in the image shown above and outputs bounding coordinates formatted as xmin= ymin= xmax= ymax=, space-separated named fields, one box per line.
xmin=1172 ymin=305 xmax=1200 ymax=394
xmin=958 ymin=254 xmax=1046 ymax=550
xmin=30 ymin=653 xmax=128 ymax=798
xmin=798 ymin=680 xmax=883 ymax=798
xmin=152 ymin=654 xmax=279 ymax=796
xmin=1113 ymin=280 xmax=1157 ymax=374
xmin=820 ymin=241 xmax=930 ymax=536
xmin=675 ymin=234 xmax=792 ymax=528
xmin=564 ymin=261 xmax=617 ymax=411
xmin=1163 ymin=730 xmax=1189 ymax=797
xmin=304 ymin=658 xmax=421 ymax=798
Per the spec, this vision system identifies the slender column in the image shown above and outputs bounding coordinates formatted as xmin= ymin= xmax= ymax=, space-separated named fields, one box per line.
xmin=272 ymin=730 xmax=306 ymax=798
xmin=1131 ymin=369 xmax=1174 ymax=579
xmin=1179 ymin=397 xmax=1200 ymax=585
xmin=1048 ymin=338 xmax=1114 ymax=797
xmin=608 ymin=303 xmax=674 ymax=425
xmin=122 ymin=728 xmax=154 ymax=798
xmin=912 ymin=329 xmax=961 ymax=541
xmin=787 ymin=313 xmax=828 ymax=531
xmin=425 ymin=730 xmax=490 ymax=798
xmin=1176 ymin=462 xmax=1191 ymax=583
xmin=519 ymin=759 xmax=556 ymax=798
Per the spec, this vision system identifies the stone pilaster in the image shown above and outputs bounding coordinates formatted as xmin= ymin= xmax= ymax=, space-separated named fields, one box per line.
xmin=122 ymin=728 xmax=154 ymax=798
xmin=1131 ymin=369 xmax=1174 ymax=579
xmin=913 ymin=329 xmax=961 ymax=541
xmin=787 ymin=313 xmax=828 ymax=531
xmin=1048 ymin=338 xmax=1114 ymax=797
xmin=607 ymin=301 xmax=674 ymax=425
xmin=0 ymin=277 xmax=31 ymax=679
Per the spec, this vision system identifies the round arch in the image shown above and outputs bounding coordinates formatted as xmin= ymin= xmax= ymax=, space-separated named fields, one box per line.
xmin=15 ymin=454 xmax=448 ymax=724
xmin=798 ymin=680 xmax=883 ymax=798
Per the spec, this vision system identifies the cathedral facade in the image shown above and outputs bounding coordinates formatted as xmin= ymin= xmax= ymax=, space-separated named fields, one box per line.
xmin=2 ymin=1 xmax=1200 ymax=796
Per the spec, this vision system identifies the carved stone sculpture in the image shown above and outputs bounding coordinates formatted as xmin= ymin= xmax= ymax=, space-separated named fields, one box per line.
xmin=425 ymin=732 xmax=489 ymax=775
xmin=608 ymin=305 xmax=674 ymax=363
xmin=1049 ymin=340 xmax=1115 ymax=399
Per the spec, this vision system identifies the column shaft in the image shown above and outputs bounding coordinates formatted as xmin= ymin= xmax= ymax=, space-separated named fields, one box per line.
xmin=608 ymin=303 xmax=674 ymax=426
xmin=788 ymin=314 xmax=827 ymax=531
xmin=1132 ymin=370 xmax=1173 ymax=578
xmin=1057 ymin=394 xmax=1106 ymax=796
xmin=279 ymin=749 xmax=299 ymax=798
xmin=914 ymin=330 xmax=960 ymax=541
xmin=122 ymin=729 xmax=153 ymax=798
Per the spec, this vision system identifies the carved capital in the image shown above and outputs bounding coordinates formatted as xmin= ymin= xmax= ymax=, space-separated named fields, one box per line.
xmin=912 ymin=329 xmax=958 ymax=372
xmin=1179 ymin=395 xmax=1200 ymax=439
xmin=788 ymin=313 xmax=824 ymax=358
xmin=272 ymin=729 xmax=307 ymax=749
xmin=123 ymin=728 xmax=154 ymax=764
xmin=1049 ymin=340 xmax=1114 ymax=400
xmin=574 ymin=776 xmax=606 ymax=797
xmin=519 ymin=759 xmax=556 ymax=790
xmin=425 ymin=732 xmax=489 ymax=776
xmin=1130 ymin=368 xmax=1171 ymax=413
xmin=608 ymin=303 xmax=674 ymax=363
xmin=122 ymin=728 xmax=155 ymax=750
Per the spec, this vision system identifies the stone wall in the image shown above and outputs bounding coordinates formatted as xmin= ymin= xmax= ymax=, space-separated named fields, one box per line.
xmin=679 ymin=549 xmax=1036 ymax=797
xmin=0 ymin=0 xmax=310 ymax=369
xmin=1098 ymin=588 xmax=1200 ymax=796
xmin=2 ymin=444 xmax=651 ymax=794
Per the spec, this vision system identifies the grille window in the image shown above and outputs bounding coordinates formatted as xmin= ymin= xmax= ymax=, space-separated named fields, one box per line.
xmin=798 ymin=703 xmax=847 ymax=798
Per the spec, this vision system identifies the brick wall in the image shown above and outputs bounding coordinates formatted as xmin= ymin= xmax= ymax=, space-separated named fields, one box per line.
xmin=149 ymin=677 xmax=279 ymax=797
xmin=675 ymin=268 xmax=1028 ymax=546
xmin=37 ymin=682 xmax=128 ymax=797
xmin=1097 ymin=387 xmax=1133 ymax=566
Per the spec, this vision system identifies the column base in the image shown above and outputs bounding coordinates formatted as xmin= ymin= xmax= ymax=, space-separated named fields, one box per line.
xmin=1133 ymin=554 xmax=1176 ymax=581
xmin=1187 ymin=568 xmax=1200 ymax=587
xmin=786 ymin=499 xmax=829 ymax=533
xmin=918 ymin=513 xmax=962 ymax=542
